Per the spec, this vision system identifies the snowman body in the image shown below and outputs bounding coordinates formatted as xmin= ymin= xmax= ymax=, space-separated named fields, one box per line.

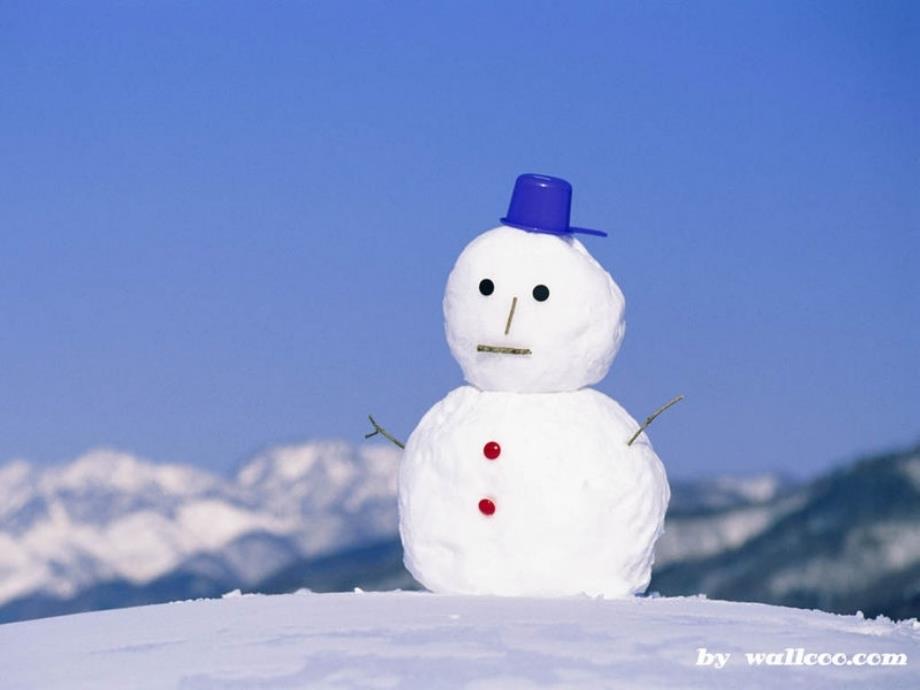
xmin=400 ymin=386 xmax=668 ymax=596
xmin=398 ymin=219 xmax=670 ymax=597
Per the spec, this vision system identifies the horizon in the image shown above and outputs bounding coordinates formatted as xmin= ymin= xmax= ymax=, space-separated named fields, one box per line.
xmin=3 ymin=435 xmax=917 ymax=483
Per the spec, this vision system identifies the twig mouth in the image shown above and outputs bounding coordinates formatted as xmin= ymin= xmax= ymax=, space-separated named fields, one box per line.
xmin=476 ymin=345 xmax=532 ymax=356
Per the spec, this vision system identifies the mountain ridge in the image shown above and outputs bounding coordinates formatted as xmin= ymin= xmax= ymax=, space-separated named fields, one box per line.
xmin=0 ymin=440 xmax=400 ymax=616
xmin=2 ymin=441 xmax=918 ymax=624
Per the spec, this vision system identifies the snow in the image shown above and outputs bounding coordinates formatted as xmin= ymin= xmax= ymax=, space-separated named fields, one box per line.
xmin=443 ymin=226 xmax=625 ymax=393
xmin=654 ymin=494 xmax=807 ymax=566
xmin=47 ymin=448 xmax=215 ymax=496
xmin=768 ymin=521 xmax=920 ymax=597
xmin=900 ymin=454 xmax=920 ymax=491
xmin=0 ymin=460 xmax=34 ymax=519
xmin=0 ymin=442 xmax=401 ymax=609
xmin=400 ymin=387 xmax=668 ymax=597
xmin=0 ymin=592 xmax=916 ymax=689
xmin=402 ymin=225 xmax=668 ymax=597
xmin=712 ymin=474 xmax=786 ymax=504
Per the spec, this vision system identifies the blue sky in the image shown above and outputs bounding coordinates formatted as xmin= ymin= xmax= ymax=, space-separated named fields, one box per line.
xmin=1 ymin=1 xmax=917 ymax=478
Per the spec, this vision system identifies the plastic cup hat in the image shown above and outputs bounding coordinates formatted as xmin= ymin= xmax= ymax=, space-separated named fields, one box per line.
xmin=501 ymin=173 xmax=608 ymax=238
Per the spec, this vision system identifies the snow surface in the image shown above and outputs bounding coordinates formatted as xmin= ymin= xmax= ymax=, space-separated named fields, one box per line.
xmin=0 ymin=592 xmax=916 ymax=689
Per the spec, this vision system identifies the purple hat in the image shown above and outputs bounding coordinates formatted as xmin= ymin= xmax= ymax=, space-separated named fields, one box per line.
xmin=501 ymin=173 xmax=607 ymax=238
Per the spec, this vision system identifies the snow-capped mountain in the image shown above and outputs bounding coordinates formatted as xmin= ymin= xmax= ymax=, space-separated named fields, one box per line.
xmin=0 ymin=441 xmax=400 ymax=621
xmin=651 ymin=445 xmax=920 ymax=620
xmin=258 ymin=444 xmax=920 ymax=622
xmin=2 ymin=441 xmax=919 ymax=624
xmin=667 ymin=473 xmax=795 ymax=514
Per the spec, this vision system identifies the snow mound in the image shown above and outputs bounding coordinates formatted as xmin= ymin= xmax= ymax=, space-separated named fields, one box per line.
xmin=0 ymin=593 xmax=916 ymax=689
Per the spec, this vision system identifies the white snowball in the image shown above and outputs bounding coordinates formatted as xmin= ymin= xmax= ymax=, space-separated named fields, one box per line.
xmin=444 ymin=226 xmax=625 ymax=393
xmin=399 ymin=386 xmax=669 ymax=597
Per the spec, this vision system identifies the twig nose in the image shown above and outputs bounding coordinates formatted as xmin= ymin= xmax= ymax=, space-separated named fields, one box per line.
xmin=504 ymin=296 xmax=518 ymax=336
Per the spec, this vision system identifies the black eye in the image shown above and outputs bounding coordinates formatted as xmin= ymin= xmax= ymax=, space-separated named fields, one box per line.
xmin=532 ymin=284 xmax=550 ymax=302
xmin=479 ymin=279 xmax=494 ymax=296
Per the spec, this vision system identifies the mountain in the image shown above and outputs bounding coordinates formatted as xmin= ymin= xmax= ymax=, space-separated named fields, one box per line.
xmin=3 ymin=592 xmax=918 ymax=690
xmin=0 ymin=441 xmax=401 ymax=622
xmin=1 ymin=441 xmax=919 ymax=624
xmin=252 ymin=444 xmax=920 ymax=622
xmin=650 ymin=445 xmax=920 ymax=620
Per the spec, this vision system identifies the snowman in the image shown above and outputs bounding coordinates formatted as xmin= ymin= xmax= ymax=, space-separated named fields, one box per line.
xmin=369 ymin=174 xmax=674 ymax=598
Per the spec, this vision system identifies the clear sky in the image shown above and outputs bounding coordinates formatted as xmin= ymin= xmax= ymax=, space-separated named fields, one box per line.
xmin=1 ymin=1 xmax=917 ymax=478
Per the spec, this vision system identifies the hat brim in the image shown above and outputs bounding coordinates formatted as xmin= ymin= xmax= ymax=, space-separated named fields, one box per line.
xmin=500 ymin=218 xmax=608 ymax=238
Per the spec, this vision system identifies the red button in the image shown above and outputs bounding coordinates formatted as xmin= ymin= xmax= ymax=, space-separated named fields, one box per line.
xmin=483 ymin=441 xmax=501 ymax=460
xmin=478 ymin=498 xmax=496 ymax=516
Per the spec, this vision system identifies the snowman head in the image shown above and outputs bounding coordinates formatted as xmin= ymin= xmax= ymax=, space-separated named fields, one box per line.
xmin=444 ymin=225 xmax=625 ymax=393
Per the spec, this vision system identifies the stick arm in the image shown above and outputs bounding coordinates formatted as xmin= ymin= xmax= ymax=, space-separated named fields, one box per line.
xmin=364 ymin=415 xmax=406 ymax=449
xmin=626 ymin=394 xmax=685 ymax=447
